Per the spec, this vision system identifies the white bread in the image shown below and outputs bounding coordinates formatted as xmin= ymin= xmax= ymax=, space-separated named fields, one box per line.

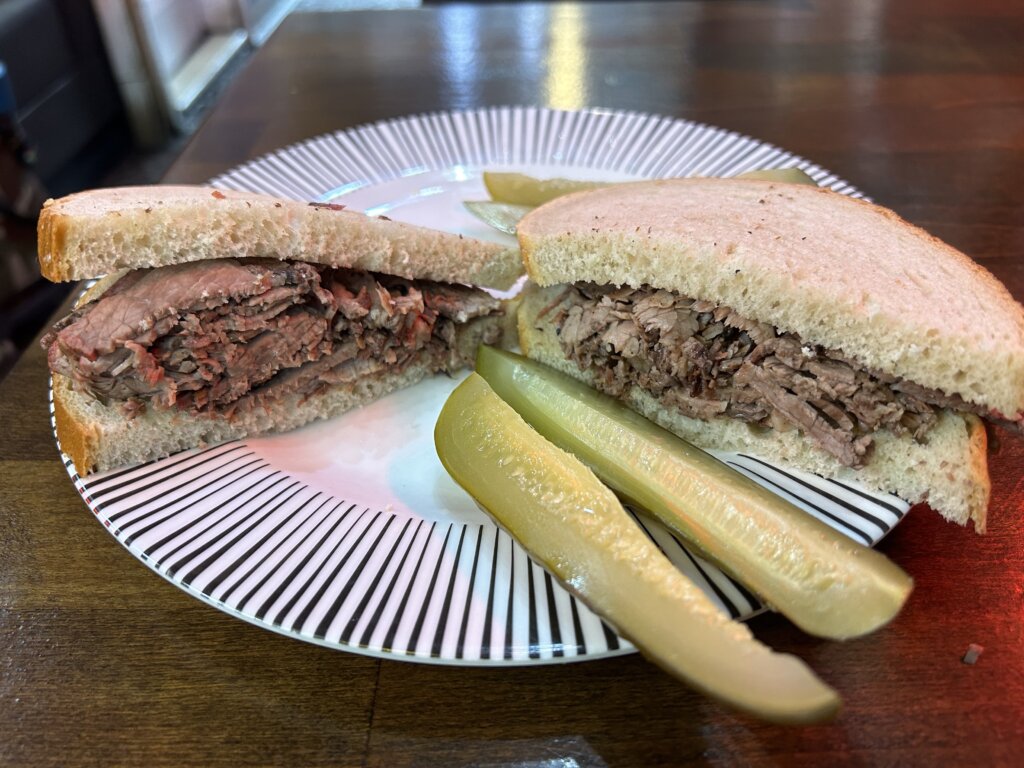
xmin=39 ymin=185 xmax=522 ymax=290
xmin=518 ymin=284 xmax=991 ymax=530
xmin=54 ymin=314 xmax=501 ymax=476
xmin=517 ymin=179 xmax=1024 ymax=420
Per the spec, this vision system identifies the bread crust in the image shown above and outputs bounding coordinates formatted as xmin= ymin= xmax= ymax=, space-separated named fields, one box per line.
xmin=38 ymin=186 xmax=523 ymax=289
xmin=518 ymin=283 xmax=992 ymax=530
xmin=53 ymin=377 xmax=100 ymax=478
xmin=517 ymin=179 xmax=1024 ymax=420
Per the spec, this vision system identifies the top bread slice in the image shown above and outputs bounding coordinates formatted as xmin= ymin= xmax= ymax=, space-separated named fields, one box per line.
xmin=517 ymin=178 xmax=1024 ymax=420
xmin=38 ymin=185 xmax=523 ymax=290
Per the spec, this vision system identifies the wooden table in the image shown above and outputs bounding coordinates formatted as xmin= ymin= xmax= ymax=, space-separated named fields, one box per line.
xmin=3 ymin=1 xmax=1024 ymax=764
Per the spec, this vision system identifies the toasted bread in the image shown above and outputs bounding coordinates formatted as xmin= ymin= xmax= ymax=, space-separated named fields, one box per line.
xmin=39 ymin=185 xmax=522 ymax=289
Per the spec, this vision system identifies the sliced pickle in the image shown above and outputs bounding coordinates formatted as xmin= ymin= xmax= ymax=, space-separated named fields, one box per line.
xmin=736 ymin=167 xmax=818 ymax=185
xmin=483 ymin=171 xmax=609 ymax=206
xmin=463 ymin=201 xmax=534 ymax=235
xmin=475 ymin=346 xmax=912 ymax=640
xmin=435 ymin=373 xmax=840 ymax=723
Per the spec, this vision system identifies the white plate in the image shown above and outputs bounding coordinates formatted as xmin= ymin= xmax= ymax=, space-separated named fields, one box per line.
xmin=55 ymin=106 xmax=907 ymax=665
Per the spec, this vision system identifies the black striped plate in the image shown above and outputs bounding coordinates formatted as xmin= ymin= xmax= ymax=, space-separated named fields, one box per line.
xmin=53 ymin=106 xmax=906 ymax=664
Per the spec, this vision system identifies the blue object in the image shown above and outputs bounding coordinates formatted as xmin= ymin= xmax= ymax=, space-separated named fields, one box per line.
xmin=0 ymin=61 xmax=16 ymax=116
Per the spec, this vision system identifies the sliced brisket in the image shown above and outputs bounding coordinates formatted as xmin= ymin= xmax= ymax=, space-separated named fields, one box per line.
xmin=45 ymin=259 xmax=501 ymax=418
xmin=549 ymin=284 xmax=987 ymax=468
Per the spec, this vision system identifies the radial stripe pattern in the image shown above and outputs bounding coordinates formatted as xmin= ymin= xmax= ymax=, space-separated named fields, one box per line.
xmin=53 ymin=107 xmax=904 ymax=665
xmin=209 ymin=106 xmax=867 ymax=201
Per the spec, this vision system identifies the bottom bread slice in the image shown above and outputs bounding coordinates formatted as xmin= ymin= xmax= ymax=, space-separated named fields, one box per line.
xmin=54 ymin=315 xmax=501 ymax=477
xmin=518 ymin=285 xmax=991 ymax=531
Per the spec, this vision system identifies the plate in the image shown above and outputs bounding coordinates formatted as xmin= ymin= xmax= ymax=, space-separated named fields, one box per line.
xmin=54 ymin=106 xmax=907 ymax=664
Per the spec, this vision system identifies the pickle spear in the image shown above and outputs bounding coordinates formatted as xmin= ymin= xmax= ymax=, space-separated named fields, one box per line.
xmin=435 ymin=373 xmax=840 ymax=723
xmin=483 ymin=171 xmax=609 ymax=206
xmin=475 ymin=346 xmax=912 ymax=640
xmin=736 ymin=167 xmax=818 ymax=185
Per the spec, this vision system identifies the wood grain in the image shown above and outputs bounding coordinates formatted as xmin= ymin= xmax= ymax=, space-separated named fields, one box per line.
xmin=4 ymin=1 xmax=1024 ymax=765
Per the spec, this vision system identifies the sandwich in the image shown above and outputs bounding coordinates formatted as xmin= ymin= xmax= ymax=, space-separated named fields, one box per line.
xmin=39 ymin=185 xmax=522 ymax=476
xmin=515 ymin=178 xmax=1024 ymax=532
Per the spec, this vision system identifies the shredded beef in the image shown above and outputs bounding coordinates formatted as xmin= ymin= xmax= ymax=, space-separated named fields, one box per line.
xmin=44 ymin=259 xmax=501 ymax=418
xmin=550 ymin=283 xmax=990 ymax=469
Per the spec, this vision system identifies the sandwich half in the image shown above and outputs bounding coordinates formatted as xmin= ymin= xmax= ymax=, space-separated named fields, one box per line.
xmin=40 ymin=185 xmax=522 ymax=476
xmin=516 ymin=178 xmax=1024 ymax=531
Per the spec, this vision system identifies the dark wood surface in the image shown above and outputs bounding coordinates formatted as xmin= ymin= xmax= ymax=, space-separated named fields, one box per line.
xmin=3 ymin=1 xmax=1024 ymax=765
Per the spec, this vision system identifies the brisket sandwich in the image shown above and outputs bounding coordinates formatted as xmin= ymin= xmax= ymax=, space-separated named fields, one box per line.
xmin=515 ymin=178 xmax=1024 ymax=531
xmin=39 ymin=186 xmax=522 ymax=476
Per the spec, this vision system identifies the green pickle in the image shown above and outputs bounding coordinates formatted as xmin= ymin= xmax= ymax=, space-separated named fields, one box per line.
xmin=475 ymin=346 xmax=912 ymax=640
xmin=435 ymin=373 xmax=840 ymax=723
xmin=483 ymin=171 xmax=609 ymax=206
xmin=735 ymin=167 xmax=818 ymax=185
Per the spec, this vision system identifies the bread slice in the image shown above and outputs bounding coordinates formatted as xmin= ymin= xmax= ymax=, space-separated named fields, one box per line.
xmin=517 ymin=179 xmax=1024 ymax=420
xmin=518 ymin=284 xmax=991 ymax=530
xmin=54 ymin=313 xmax=501 ymax=477
xmin=39 ymin=185 xmax=522 ymax=290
